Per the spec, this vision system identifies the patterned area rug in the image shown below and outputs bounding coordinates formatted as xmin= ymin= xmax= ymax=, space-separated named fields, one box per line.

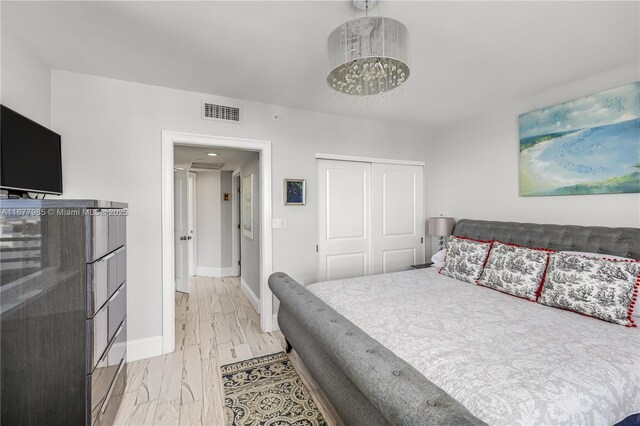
xmin=221 ymin=352 xmax=327 ymax=426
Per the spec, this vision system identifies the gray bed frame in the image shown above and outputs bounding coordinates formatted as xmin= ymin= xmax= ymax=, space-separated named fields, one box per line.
xmin=269 ymin=219 xmax=640 ymax=425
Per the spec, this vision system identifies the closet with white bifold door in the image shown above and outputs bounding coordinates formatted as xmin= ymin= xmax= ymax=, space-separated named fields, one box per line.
xmin=317 ymin=157 xmax=424 ymax=282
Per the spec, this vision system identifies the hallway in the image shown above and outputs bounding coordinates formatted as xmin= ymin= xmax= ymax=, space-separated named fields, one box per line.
xmin=113 ymin=276 xmax=338 ymax=425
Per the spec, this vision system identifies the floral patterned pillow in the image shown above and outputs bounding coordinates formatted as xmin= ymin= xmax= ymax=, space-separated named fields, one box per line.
xmin=538 ymin=253 xmax=640 ymax=327
xmin=439 ymin=236 xmax=493 ymax=283
xmin=477 ymin=242 xmax=554 ymax=301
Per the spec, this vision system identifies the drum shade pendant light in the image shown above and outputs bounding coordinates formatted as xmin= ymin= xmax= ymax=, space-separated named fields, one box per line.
xmin=327 ymin=0 xmax=410 ymax=96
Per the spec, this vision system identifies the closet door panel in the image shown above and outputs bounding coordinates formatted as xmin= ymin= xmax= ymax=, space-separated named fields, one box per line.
xmin=381 ymin=248 xmax=415 ymax=274
xmin=372 ymin=163 xmax=424 ymax=274
xmin=382 ymin=170 xmax=416 ymax=236
xmin=317 ymin=160 xmax=372 ymax=282
xmin=326 ymin=168 xmax=367 ymax=240
xmin=326 ymin=253 xmax=367 ymax=281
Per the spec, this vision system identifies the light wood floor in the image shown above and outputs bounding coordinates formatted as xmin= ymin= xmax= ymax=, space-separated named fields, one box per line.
xmin=114 ymin=276 xmax=339 ymax=425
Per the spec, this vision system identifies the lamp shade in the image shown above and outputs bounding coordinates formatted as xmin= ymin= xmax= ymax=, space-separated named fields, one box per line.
xmin=427 ymin=217 xmax=455 ymax=236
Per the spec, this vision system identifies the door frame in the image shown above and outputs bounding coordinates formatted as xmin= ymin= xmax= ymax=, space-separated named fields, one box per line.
xmin=315 ymin=153 xmax=425 ymax=167
xmin=187 ymin=171 xmax=197 ymax=277
xmin=231 ymin=171 xmax=241 ymax=277
xmin=162 ymin=131 xmax=273 ymax=355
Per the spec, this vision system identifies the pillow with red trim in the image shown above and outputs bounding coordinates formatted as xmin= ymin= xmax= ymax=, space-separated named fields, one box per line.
xmin=538 ymin=253 xmax=640 ymax=327
xmin=439 ymin=236 xmax=492 ymax=283
xmin=560 ymin=251 xmax=633 ymax=261
xmin=477 ymin=242 xmax=554 ymax=301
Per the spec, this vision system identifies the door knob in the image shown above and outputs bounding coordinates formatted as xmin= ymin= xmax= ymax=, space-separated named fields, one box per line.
xmin=187 ymin=236 xmax=192 ymax=240
xmin=180 ymin=236 xmax=187 ymax=241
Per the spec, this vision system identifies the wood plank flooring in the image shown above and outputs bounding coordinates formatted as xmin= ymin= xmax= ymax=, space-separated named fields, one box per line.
xmin=114 ymin=276 xmax=340 ymax=425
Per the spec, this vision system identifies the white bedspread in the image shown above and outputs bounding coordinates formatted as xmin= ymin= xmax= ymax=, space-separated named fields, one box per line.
xmin=306 ymin=267 xmax=640 ymax=426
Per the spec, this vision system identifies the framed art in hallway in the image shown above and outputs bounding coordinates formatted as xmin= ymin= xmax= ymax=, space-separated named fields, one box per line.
xmin=519 ymin=81 xmax=640 ymax=196
xmin=284 ymin=179 xmax=306 ymax=205
xmin=242 ymin=174 xmax=253 ymax=239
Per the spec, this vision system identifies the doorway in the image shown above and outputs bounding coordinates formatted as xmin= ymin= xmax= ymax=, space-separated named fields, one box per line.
xmin=162 ymin=132 xmax=274 ymax=355
xmin=175 ymin=153 xmax=243 ymax=293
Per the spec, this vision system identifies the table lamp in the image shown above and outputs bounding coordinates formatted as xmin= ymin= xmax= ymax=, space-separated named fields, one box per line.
xmin=428 ymin=216 xmax=455 ymax=251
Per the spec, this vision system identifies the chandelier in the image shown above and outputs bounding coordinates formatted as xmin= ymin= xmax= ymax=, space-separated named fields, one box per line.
xmin=326 ymin=0 xmax=410 ymax=97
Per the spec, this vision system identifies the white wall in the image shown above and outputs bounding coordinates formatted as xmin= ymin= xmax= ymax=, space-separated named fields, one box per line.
xmin=50 ymin=70 xmax=430 ymax=344
xmin=240 ymin=153 xmax=261 ymax=298
xmin=220 ymin=171 xmax=233 ymax=269
xmin=431 ymin=63 xmax=640 ymax=229
xmin=0 ymin=23 xmax=51 ymax=126
xmin=195 ymin=170 xmax=233 ymax=276
xmin=195 ymin=171 xmax=222 ymax=273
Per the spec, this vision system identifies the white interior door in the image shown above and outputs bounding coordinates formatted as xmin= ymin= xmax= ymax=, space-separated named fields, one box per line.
xmin=371 ymin=163 xmax=424 ymax=274
xmin=187 ymin=172 xmax=197 ymax=277
xmin=174 ymin=169 xmax=190 ymax=293
xmin=317 ymin=160 xmax=371 ymax=282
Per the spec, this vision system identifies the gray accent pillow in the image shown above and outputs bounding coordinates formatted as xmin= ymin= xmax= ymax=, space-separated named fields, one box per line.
xmin=478 ymin=242 xmax=554 ymax=301
xmin=538 ymin=253 xmax=640 ymax=327
xmin=439 ymin=236 xmax=492 ymax=283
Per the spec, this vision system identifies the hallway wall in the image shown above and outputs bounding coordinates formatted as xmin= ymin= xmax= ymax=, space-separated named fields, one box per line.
xmin=240 ymin=153 xmax=261 ymax=300
xmin=220 ymin=171 xmax=233 ymax=269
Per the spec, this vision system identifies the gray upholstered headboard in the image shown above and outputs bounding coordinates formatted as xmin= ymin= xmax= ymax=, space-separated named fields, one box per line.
xmin=453 ymin=219 xmax=640 ymax=260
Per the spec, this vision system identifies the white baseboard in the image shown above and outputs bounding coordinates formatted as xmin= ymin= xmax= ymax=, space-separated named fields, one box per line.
xmin=196 ymin=266 xmax=219 ymax=277
xmin=125 ymin=335 xmax=163 ymax=362
xmin=240 ymin=277 xmax=260 ymax=313
xmin=221 ymin=267 xmax=236 ymax=277
xmin=222 ymin=266 xmax=240 ymax=277
xmin=196 ymin=266 xmax=237 ymax=277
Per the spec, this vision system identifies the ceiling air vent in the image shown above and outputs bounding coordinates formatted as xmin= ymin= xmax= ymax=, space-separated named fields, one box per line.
xmin=202 ymin=101 xmax=241 ymax=123
xmin=190 ymin=161 xmax=224 ymax=170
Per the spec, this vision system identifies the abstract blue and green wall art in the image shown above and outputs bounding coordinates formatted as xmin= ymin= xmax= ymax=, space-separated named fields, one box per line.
xmin=519 ymin=82 xmax=640 ymax=196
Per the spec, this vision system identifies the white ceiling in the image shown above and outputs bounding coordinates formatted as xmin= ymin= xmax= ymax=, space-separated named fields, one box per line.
xmin=2 ymin=1 xmax=638 ymax=127
xmin=173 ymin=145 xmax=255 ymax=171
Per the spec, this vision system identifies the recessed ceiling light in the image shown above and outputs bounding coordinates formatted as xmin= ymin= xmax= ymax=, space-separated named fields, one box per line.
xmin=174 ymin=167 xmax=185 ymax=171
xmin=207 ymin=152 xmax=219 ymax=157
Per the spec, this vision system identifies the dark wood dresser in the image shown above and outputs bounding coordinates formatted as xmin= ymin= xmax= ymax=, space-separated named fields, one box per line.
xmin=0 ymin=200 xmax=128 ymax=425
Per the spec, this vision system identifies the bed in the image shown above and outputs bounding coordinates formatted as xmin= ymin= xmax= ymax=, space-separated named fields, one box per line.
xmin=269 ymin=219 xmax=640 ymax=426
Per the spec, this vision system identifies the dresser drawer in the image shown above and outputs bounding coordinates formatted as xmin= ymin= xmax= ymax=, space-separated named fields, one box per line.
xmin=115 ymin=247 xmax=126 ymax=295
xmin=87 ymin=247 xmax=126 ymax=317
xmin=116 ymin=214 xmax=126 ymax=248
xmin=92 ymin=360 xmax=126 ymax=426
xmin=87 ymin=210 xmax=126 ymax=262
xmin=89 ymin=284 xmax=126 ymax=370
xmin=87 ymin=211 xmax=109 ymax=262
xmin=108 ymin=285 xmax=126 ymax=347
xmin=89 ymin=339 xmax=127 ymax=426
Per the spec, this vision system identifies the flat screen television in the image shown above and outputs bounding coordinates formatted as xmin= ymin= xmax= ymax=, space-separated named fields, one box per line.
xmin=1 ymin=105 xmax=63 ymax=196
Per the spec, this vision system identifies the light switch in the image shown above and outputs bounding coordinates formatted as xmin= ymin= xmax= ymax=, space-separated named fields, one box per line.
xmin=272 ymin=218 xmax=283 ymax=229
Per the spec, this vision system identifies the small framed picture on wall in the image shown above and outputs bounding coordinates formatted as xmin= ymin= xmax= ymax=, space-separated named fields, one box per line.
xmin=284 ymin=179 xmax=306 ymax=206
